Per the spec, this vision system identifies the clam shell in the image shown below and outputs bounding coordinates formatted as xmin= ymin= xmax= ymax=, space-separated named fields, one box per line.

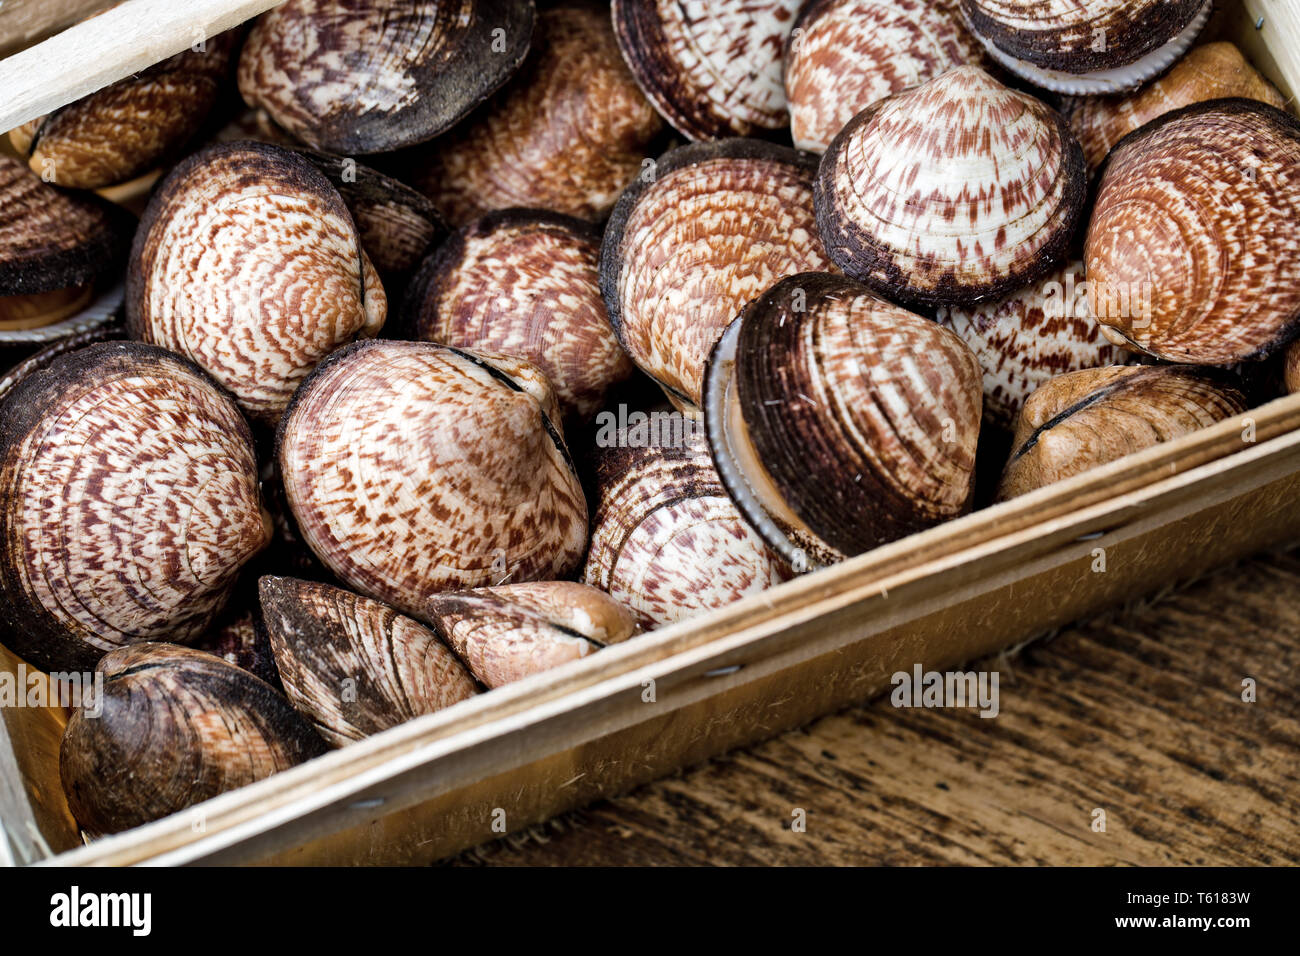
xmin=8 ymin=30 xmax=239 ymax=190
xmin=127 ymin=141 xmax=388 ymax=426
xmin=60 ymin=643 xmax=325 ymax=836
xmin=259 ymin=576 xmax=478 ymax=747
xmin=997 ymin=366 xmax=1247 ymax=499
xmin=238 ymin=0 xmax=536 ymax=154
xmin=1084 ymin=99 xmax=1300 ymax=365
xmin=705 ymin=273 xmax=981 ymax=570
xmin=412 ymin=1 xmax=663 ymax=225
xmin=1060 ymin=43 xmax=1287 ymax=172
xmin=601 ymin=139 xmax=832 ymax=410
xmin=0 ymin=342 xmax=269 ymax=673
xmin=404 ymin=209 xmax=633 ymax=422
xmin=423 ymin=581 xmax=640 ymax=688
xmin=192 ymin=608 xmax=283 ymax=690
xmin=612 ymin=0 xmax=802 ymax=140
xmin=814 ymin=65 xmax=1086 ymax=309
xmin=785 ymin=0 xmax=987 ymax=154
xmin=583 ymin=428 xmax=786 ymax=629
xmin=277 ymin=340 xmax=588 ymax=617
xmin=0 ymin=324 xmax=126 ymax=399
xmin=937 ymin=260 xmax=1132 ymax=430
xmin=961 ymin=0 xmax=1212 ymax=94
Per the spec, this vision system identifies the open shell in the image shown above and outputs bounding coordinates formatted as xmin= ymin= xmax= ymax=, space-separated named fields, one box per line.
xmin=1084 ymin=99 xmax=1300 ymax=366
xmin=0 ymin=342 xmax=269 ymax=673
xmin=815 ymin=65 xmax=1086 ymax=310
xmin=60 ymin=643 xmax=325 ymax=836
xmin=259 ymin=576 xmax=478 ymax=747
xmin=612 ymin=0 xmax=803 ymax=140
xmin=785 ymin=0 xmax=986 ymax=154
xmin=238 ymin=0 xmax=536 ymax=154
xmin=404 ymin=209 xmax=633 ymax=422
xmin=961 ymin=0 xmax=1212 ymax=94
xmin=127 ymin=141 xmax=387 ymax=427
xmin=584 ymin=427 xmax=786 ymax=629
xmin=277 ymin=340 xmax=588 ymax=617
xmin=997 ymin=366 xmax=1247 ymax=499
xmin=601 ymin=139 xmax=832 ymax=410
xmin=423 ymin=582 xmax=640 ymax=688
xmin=412 ymin=1 xmax=663 ymax=225
xmin=705 ymin=273 xmax=981 ymax=570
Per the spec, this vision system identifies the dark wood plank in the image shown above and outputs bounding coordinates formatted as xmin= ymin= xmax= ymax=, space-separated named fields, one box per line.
xmin=444 ymin=548 xmax=1300 ymax=866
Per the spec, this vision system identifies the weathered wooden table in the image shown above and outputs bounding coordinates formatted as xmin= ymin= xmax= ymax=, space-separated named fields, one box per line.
xmin=448 ymin=548 xmax=1300 ymax=866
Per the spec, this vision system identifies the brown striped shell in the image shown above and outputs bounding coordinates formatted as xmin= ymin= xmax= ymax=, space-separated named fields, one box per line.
xmin=1060 ymin=43 xmax=1287 ymax=173
xmin=126 ymin=141 xmax=387 ymax=426
xmin=961 ymin=0 xmax=1212 ymax=94
xmin=259 ymin=576 xmax=479 ymax=747
xmin=60 ymin=643 xmax=325 ymax=836
xmin=423 ymin=582 xmax=640 ymax=688
xmin=584 ymin=428 xmax=786 ymax=630
xmin=937 ymin=261 xmax=1132 ymax=430
xmin=0 ymin=342 xmax=270 ymax=674
xmin=997 ymin=366 xmax=1247 ymax=499
xmin=277 ymin=340 xmax=588 ymax=617
xmin=705 ymin=273 xmax=982 ymax=570
xmin=1084 ymin=100 xmax=1300 ymax=366
xmin=612 ymin=0 xmax=802 ymax=140
xmin=238 ymin=0 xmax=536 ymax=154
xmin=404 ymin=209 xmax=633 ymax=422
xmin=7 ymin=31 xmax=239 ymax=191
xmin=785 ymin=0 xmax=986 ymax=154
xmin=601 ymin=139 xmax=832 ymax=410
xmin=412 ymin=1 xmax=663 ymax=226
xmin=814 ymin=66 xmax=1086 ymax=309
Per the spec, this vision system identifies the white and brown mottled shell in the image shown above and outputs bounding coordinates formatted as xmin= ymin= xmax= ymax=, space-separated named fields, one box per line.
xmin=705 ymin=273 xmax=981 ymax=570
xmin=785 ymin=0 xmax=986 ymax=153
xmin=404 ymin=209 xmax=633 ymax=422
xmin=411 ymin=1 xmax=663 ymax=226
xmin=815 ymin=66 xmax=1086 ymax=310
xmin=961 ymin=0 xmax=1212 ymax=94
xmin=0 ymin=343 xmax=269 ymax=674
xmin=259 ymin=576 xmax=478 ymax=747
xmin=423 ymin=581 xmax=640 ymax=688
xmin=601 ymin=139 xmax=832 ymax=410
xmin=60 ymin=643 xmax=325 ymax=836
xmin=1059 ymin=43 xmax=1287 ymax=173
xmin=8 ymin=30 xmax=239 ymax=191
xmin=937 ymin=261 xmax=1132 ymax=430
xmin=277 ymin=340 xmax=588 ymax=617
xmin=238 ymin=0 xmax=536 ymax=154
xmin=997 ymin=366 xmax=1247 ymax=499
xmin=126 ymin=141 xmax=387 ymax=427
xmin=584 ymin=428 xmax=786 ymax=630
xmin=1084 ymin=100 xmax=1300 ymax=366
xmin=612 ymin=0 xmax=802 ymax=141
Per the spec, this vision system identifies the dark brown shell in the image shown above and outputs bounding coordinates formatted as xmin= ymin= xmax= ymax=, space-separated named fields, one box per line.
xmin=412 ymin=1 xmax=663 ymax=225
xmin=705 ymin=273 xmax=982 ymax=569
xmin=814 ymin=65 xmax=1086 ymax=309
xmin=997 ymin=366 xmax=1247 ymax=499
xmin=1084 ymin=99 xmax=1300 ymax=366
xmin=404 ymin=209 xmax=633 ymax=422
xmin=612 ymin=0 xmax=802 ymax=140
xmin=601 ymin=138 xmax=833 ymax=409
xmin=259 ymin=576 xmax=478 ymax=747
xmin=0 ymin=342 xmax=269 ymax=673
xmin=238 ymin=0 xmax=536 ymax=154
xmin=60 ymin=643 xmax=325 ymax=836
xmin=423 ymin=581 xmax=640 ymax=688
xmin=8 ymin=30 xmax=239 ymax=190
xmin=0 ymin=324 xmax=126 ymax=400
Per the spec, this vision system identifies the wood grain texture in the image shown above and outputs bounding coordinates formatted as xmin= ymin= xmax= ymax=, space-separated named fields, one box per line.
xmin=448 ymin=547 xmax=1300 ymax=866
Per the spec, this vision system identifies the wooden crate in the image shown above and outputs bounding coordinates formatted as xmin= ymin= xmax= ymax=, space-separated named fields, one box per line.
xmin=0 ymin=0 xmax=1297 ymax=866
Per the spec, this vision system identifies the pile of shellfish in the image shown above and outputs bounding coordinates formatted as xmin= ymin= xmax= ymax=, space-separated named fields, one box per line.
xmin=0 ymin=0 xmax=1296 ymax=837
